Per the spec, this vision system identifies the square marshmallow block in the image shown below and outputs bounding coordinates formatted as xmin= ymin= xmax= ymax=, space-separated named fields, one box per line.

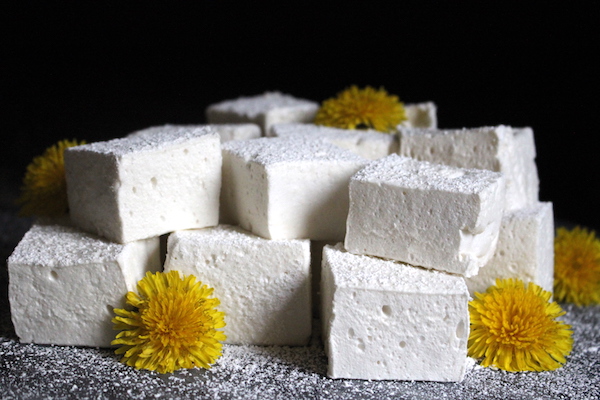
xmin=206 ymin=92 xmax=319 ymax=136
xmin=221 ymin=137 xmax=368 ymax=240
xmin=8 ymin=221 xmax=161 ymax=347
xmin=268 ymin=102 xmax=437 ymax=160
xmin=512 ymin=127 xmax=540 ymax=206
xmin=270 ymin=123 xmax=398 ymax=160
xmin=345 ymin=155 xmax=505 ymax=277
xmin=163 ymin=225 xmax=311 ymax=345
xmin=399 ymin=101 xmax=438 ymax=129
xmin=321 ymin=244 xmax=470 ymax=381
xmin=397 ymin=125 xmax=539 ymax=211
xmin=466 ymin=202 xmax=554 ymax=295
xmin=128 ymin=123 xmax=261 ymax=143
xmin=65 ymin=125 xmax=222 ymax=243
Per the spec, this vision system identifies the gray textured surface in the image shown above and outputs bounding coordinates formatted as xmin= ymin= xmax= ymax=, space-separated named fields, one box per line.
xmin=1 ymin=211 xmax=599 ymax=400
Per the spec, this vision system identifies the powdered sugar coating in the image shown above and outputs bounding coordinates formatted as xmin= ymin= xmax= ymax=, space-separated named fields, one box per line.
xmin=270 ymin=123 xmax=398 ymax=159
xmin=325 ymin=243 xmax=466 ymax=294
xmin=223 ymin=137 xmax=366 ymax=165
xmin=207 ymin=92 xmax=318 ymax=119
xmin=7 ymin=222 xmax=123 ymax=267
xmin=353 ymin=154 xmax=503 ymax=195
xmin=70 ymin=125 xmax=218 ymax=157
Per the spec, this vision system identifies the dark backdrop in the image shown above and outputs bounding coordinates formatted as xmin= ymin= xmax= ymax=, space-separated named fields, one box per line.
xmin=3 ymin=2 xmax=599 ymax=230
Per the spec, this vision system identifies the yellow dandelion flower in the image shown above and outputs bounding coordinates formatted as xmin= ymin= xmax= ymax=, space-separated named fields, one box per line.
xmin=17 ymin=139 xmax=85 ymax=217
xmin=314 ymin=85 xmax=406 ymax=133
xmin=554 ymin=226 xmax=600 ymax=305
xmin=112 ymin=270 xmax=226 ymax=374
xmin=468 ymin=278 xmax=573 ymax=372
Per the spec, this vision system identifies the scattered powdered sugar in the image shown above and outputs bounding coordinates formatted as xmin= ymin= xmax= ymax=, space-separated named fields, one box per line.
xmin=2 ymin=304 xmax=599 ymax=399
xmin=1 ymin=213 xmax=599 ymax=399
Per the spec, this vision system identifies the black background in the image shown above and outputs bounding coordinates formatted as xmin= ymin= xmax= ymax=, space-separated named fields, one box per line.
xmin=2 ymin=2 xmax=599 ymax=230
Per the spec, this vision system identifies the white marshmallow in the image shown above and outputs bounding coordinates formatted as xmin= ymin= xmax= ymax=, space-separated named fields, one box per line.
xmin=163 ymin=225 xmax=311 ymax=346
xmin=345 ymin=155 xmax=505 ymax=277
xmin=397 ymin=125 xmax=539 ymax=211
xmin=310 ymin=240 xmax=337 ymax=318
xmin=128 ymin=123 xmax=261 ymax=143
xmin=65 ymin=125 xmax=222 ymax=243
xmin=210 ymin=123 xmax=261 ymax=142
xmin=466 ymin=202 xmax=554 ymax=295
xmin=321 ymin=244 xmax=470 ymax=381
xmin=7 ymin=221 xmax=161 ymax=347
xmin=206 ymin=92 xmax=319 ymax=136
xmin=221 ymin=137 xmax=368 ymax=240
xmin=270 ymin=123 xmax=398 ymax=160
xmin=400 ymin=102 xmax=438 ymax=129
xmin=512 ymin=127 xmax=540 ymax=207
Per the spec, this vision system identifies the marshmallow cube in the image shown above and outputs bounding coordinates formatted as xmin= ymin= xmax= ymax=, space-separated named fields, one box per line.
xmin=128 ymin=123 xmax=261 ymax=143
xmin=321 ymin=244 xmax=470 ymax=381
xmin=270 ymin=123 xmax=398 ymax=160
xmin=65 ymin=125 xmax=222 ymax=243
xmin=345 ymin=155 xmax=505 ymax=277
xmin=164 ymin=225 xmax=311 ymax=346
xmin=8 ymin=221 xmax=161 ymax=347
xmin=221 ymin=137 xmax=368 ymax=240
xmin=400 ymin=102 xmax=438 ymax=129
xmin=466 ymin=202 xmax=554 ymax=295
xmin=206 ymin=92 xmax=319 ymax=136
xmin=512 ymin=127 xmax=540 ymax=207
xmin=210 ymin=123 xmax=262 ymax=143
xmin=397 ymin=125 xmax=539 ymax=211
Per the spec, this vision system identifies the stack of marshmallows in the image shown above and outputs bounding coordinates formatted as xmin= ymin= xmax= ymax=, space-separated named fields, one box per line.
xmin=8 ymin=92 xmax=553 ymax=382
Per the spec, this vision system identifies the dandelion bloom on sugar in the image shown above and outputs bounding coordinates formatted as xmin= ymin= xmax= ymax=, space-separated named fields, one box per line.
xmin=314 ymin=85 xmax=406 ymax=133
xmin=468 ymin=278 xmax=573 ymax=372
xmin=112 ymin=270 xmax=226 ymax=374
xmin=17 ymin=139 xmax=85 ymax=217
xmin=554 ymin=226 xmax=600 ymax=306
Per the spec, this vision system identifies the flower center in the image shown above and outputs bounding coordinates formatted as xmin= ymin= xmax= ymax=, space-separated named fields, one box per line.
xmin=143 ymin=291 xmax=208 ymax=348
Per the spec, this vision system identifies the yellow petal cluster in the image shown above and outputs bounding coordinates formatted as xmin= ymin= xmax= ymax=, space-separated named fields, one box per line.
xmin=468 ymin=278 xmax=573 ymax=372
xmin=112 ymin=270 xmax=226 ymax=374
xmin=17 ymin=139 xmax=85 ymax=217
xmin=314 ymin=85 xmax=406 ymax=133
xmin=554 ymin=226 xmax=600 ymax=306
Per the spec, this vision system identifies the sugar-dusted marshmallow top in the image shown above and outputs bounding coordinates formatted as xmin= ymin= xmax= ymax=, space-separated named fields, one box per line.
xmin=74 ymin=125 xmax=219 ymax=156
xmin=352 ymin=154 xmax=502 ymax=195
xmin=7 ymin=222 xmax=124 ymax=267
xmin=170 ymin=224 xmax=309 ymax=249
xmin=270 ymin=123 xmax=397 ymax=159
xmin=325 ymin=244 xmax=467 ymax=294
xmin=222 ymin=136 xmax=366 ymax=165
xmin=207 ymin=92 xmax=318 ymax=119
xmin=128 ymin=123 xmax=260 ymax=143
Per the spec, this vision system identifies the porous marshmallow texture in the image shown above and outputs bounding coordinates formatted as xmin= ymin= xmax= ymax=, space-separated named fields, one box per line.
xmin=400 ymin=102 xmax=438 ymax=129
xmin=7 ymin=221 xmax=161 ymax=348
xmin=270 ymin=123 xmax=398 ymax=160
xmin=320 ymin=244 xmax=470 ymax=381
xmin=206 ymin=92 xmax=319 ymax=136
xmin=65 ymin=125 xmax=222 ymax=243
xmin=466 ymin=202 xmax=554 ymax=295
xmin=345 ymin=155 xmax=505 ymax=277
xmin=128 ymin=123 xmax=261 ymax=143
xmin=163 ymin=225 xmax=311 ymax=346
xmin=512 ymin=127 xmax=540 ymax=207
xmin=397 ymin=125 xmax=539 ymax=211
xmin=221 ymin=137 xmax=368 ymax=240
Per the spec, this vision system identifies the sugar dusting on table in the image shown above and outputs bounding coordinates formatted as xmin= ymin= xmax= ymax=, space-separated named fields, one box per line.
xmin=2 ymin=304 xmax=599 ymax=399
xmin=1 ymin=215 xmax=599 ymax=399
